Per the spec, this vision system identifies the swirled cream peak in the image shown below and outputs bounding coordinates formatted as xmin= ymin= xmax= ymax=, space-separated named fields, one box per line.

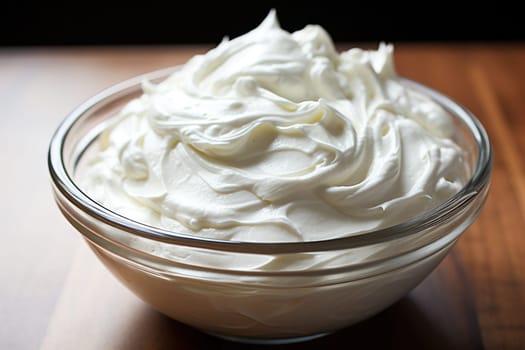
xmin=82 ymin=11 xmax=467 ymax=242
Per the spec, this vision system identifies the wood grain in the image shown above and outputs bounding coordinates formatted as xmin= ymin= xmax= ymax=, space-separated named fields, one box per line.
xmin=1 ymin=44 xmax=524 ymax=349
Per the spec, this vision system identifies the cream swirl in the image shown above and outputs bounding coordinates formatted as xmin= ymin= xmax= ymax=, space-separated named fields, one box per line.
xmin=82 ymin=11 xmax=466 ymax=242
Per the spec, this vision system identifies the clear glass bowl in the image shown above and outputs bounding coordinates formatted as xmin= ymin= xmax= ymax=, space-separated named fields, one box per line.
xmin=48 ymin=67 xmax=492 ymax=344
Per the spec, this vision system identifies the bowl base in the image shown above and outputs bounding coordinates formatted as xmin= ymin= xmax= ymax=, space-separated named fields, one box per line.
xmin=206 ymin=331 xmax=330 ymax=345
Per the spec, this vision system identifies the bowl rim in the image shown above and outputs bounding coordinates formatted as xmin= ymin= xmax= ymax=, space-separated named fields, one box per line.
xmin=48 ymin=66 xmax=493 ymax=254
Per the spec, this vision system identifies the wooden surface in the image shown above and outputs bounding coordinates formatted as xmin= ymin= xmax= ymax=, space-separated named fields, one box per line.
xmin=1 ymin=44 xmax=524 ymax=349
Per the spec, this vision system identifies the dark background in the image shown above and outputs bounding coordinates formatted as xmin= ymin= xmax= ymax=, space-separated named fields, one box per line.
xmin=2 ymin=1 xmax=524 ymax=46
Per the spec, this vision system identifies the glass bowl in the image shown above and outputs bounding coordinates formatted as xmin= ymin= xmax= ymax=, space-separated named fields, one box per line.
xmin=48 ymin=67 xmax=492 ymax=344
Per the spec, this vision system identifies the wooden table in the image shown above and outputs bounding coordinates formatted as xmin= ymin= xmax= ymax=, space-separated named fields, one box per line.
xmin=1 ymin=44 xmax=524 ymax=349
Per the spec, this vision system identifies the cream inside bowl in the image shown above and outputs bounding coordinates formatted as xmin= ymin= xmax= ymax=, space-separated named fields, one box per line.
xmin=48 ymin=11 xmax=492 ymax=344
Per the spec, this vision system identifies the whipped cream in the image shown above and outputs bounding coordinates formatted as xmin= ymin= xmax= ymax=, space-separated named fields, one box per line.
xmin=82 ymin=10 xmax=466 ymax=242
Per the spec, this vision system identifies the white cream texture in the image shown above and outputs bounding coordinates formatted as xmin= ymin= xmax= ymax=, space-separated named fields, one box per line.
xmin=83 ymin=11 xmax=465 ymax=242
